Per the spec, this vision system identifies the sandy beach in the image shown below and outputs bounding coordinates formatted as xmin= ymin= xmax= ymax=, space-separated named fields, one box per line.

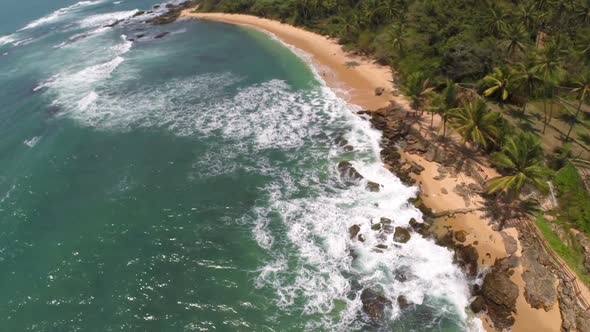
xmin=181 ymin=11 xmax=399 ymax=111
xmin=181 ymin=10 xmax=563 ymax=332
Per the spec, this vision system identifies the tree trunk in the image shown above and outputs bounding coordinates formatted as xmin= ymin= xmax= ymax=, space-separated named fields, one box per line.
xmin=565 ymin=97 xmax=584 ymax=142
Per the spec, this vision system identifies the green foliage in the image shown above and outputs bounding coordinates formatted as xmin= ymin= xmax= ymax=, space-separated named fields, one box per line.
xmin=487 ymin=132 xmax=550 ymax=196
xmin=555 ymin=162 xmax=590 ymax=232
xmin=536 ymin=215 xmax=590 ymax=285
xmin=449 ymin=99 xmax=504 ymax=150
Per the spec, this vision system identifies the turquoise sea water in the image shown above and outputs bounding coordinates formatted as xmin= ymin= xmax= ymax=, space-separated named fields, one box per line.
xmin=0 ymin=1 xmax=482 ymax=331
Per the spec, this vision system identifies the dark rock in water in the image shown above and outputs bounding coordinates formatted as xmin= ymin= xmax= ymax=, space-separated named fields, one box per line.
xmin=375 ymin=244 xmax=388 ymax=249
xmin=127 ymin=38 xmax=135 ymax=42
xmin=409 ymin=218 xmax=431 ymax=238
xmin=481 ymin=257 xmax=519 ymax=330
xmin=132 ymin=10 xmax=145 ymax=17
xmin=337 ymin=161 xmax=364 ymax=183
xmin=366 ymin=181 xmax=381 ymax=192
xmin=455 ymin=230 xmax=468 ymax=243
xmin=470 ymin=296 xmax=487 ymax=313
xmin=154 ymin=32 xmax=170 ymax=39
xmin=136 ymin=34 xmax=145 ymax=39
xmin=455 ymin=245 xmax=479 ymax=277
xmin=153 ymin=4 xmax=160 ymax=8
xmin=146 ymin=1 xmax=196 ymax=25
xmin=349 ymin=225 xmax=361 ymax=240
xmin=397 ymin=295 xmax=411 ymax=310
xmin=358 ymin=234 xmax=366 ymax=242
xmin=361 ymin=289 xmax=392 ymax=322
xmin=380 ymin=217 xmax=392 ymax=225
xmin=104 ymin=19 xmax=122 ymax=28
xmin=374 ymin=87 xmax=385 ymax=96
xmin=393 ymin=227 xmax=411 ymax=243
xmin=371 ymin=223 xmax=382 ymax=231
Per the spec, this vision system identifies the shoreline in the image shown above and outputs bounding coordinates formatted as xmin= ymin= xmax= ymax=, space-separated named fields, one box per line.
xmin=180 ymin=11 xmax=402 ymax=111
xmin=180 ymin=10 xmax=563 ymax=332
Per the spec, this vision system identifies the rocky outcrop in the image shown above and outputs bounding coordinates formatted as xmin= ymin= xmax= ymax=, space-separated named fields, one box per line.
xmin=575 ymin=232 xmax=590 ymax=273
xmin=409 ymin=218 xmax=431 ymax=238
xmin=470 ymin=296 xmax=487 ymax=313
xmin=557 ymin=276 xmax=590 ymax=331
xmin=521 ymin=242 xmax=557 ymax=311
xmin=337 ymin=161 xmax=364 ymax=183
xmin=374 ymin=87 xmax=385 ymax=96
xmin=455 ymin=245 xmax=479 ymax=277
xmin=500 ymin=231 xmax=518 ymax=255
xmin=481 ymin=257 xmax=519 ymax=330
xmin=146 ymin=1 xmax=196 ymax=25
xmin=361 ymin=288 xmax=392 ymax=323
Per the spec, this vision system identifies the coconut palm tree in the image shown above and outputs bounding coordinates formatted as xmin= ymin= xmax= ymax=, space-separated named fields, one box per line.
xmin=518 ymin=2 xmax=540 ymax=32
xmin=534 ymin=40 xmax=564 ymax=133
xmin=402 ymin=72 xmax=434 ymax=116
xmin=484 ymin=3 xmax=508 ymax=35
xmin=565 ymin=70 xmax=590 ymax=141
xmin=482 ymin=67 xmax=514 ymax=102
xmin=514 ymin=57 xmax=543 ymax=116
xmin=575 ymin=0 xmax=590 ymax=24
xmin=440 ymin=80 xmax=461 ymax=137
xmin=449 ymin=99 xmax=503 ymax=150
xmin=487 ymin=132 xmax=550 ymax=199
xmin=501 ymin=23 xmax=530 ymax=62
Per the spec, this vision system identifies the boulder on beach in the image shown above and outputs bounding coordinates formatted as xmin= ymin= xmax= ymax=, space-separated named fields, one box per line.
xmin=374 ymin=87 xmax=385 ymax=96
xmin=481 ymin=257 xmax=519 ymax=329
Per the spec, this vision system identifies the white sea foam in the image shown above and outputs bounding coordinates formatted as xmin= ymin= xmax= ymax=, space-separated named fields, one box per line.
xmin=0 ymin=34 xmax=16 ymax=46
xmin=18 ymin=1 xmax=104 ymax=31
xmin=77 ymin=10 xmax=138 ymax=28
xmin=34 ymin=24 xmax=483 ymax=330
xmin=24 ymin=136 xmax=42 ymax=148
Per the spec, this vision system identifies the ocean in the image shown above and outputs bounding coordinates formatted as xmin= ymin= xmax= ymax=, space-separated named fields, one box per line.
xmin=0 ymin=1 xmax=481 ymax=330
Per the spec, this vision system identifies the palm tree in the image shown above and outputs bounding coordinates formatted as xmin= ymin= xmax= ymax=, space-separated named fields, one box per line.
xmin=402 ymin=72 xmax=434 ymax=116
xmin=487 ymin=132 xmax=550 ymax=199
xmin=484 ymin=3 xmax=508 ymax=35
xmin=449 ymin=99 xmax=503 ymax=150
xmin=482 ymin=67 xmax=514 ymax=102
xmin=575 ymin=0 xmax=590 ymax=24
xmin=518 ymin=2 xmax=539 ymax=32
xmin=565 ymin=70 xmax=590 ymax=141
xmin=514 ymin=57 xmax=543 ymax=116
xmin=534 ymin=41 xmax=564 ymax=133
xmin=501 ymin=23 xmax=529 ymax=62
xmin=440 ymin=80 xmax=461 ymax=137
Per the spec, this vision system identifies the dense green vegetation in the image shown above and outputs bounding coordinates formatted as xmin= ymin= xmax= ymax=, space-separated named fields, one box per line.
xmin=536 ymin=215 xmax=590 ymax=285
xmin=555 ymin=162 xmax=590 ymax=232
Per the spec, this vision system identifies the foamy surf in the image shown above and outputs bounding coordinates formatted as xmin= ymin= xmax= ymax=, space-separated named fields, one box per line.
xmin=18 ymin=1 xmax=104 ymax=31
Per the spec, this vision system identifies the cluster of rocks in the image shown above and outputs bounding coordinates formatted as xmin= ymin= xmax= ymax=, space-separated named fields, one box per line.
xmin=146 ymin=1 xmax=197 ymax=25
xmin=476 ymin=257 xmax=520 ymax=329
xmin=358 ymin=104 xmax=458 ymax=187
xmin=518 ymin=229 xmax=590 ymax=331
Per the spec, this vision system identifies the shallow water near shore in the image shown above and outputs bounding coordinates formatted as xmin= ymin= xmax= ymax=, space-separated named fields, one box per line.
xmin=0 ymin=1 xmax=482 ymax=330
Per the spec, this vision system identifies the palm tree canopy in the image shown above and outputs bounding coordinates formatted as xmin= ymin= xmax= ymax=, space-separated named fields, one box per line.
xmin=449 ymin=99 xmax=503 ymax=149
xmin=487 ymin=132 xmax=550 ymax=195
xmin=572 ymin=70 xmax=590 ymax=101
xmin=483 ymin=67 xmax=513 ymax=101
xmin=402 ymin=71 xmax=434 ymax=110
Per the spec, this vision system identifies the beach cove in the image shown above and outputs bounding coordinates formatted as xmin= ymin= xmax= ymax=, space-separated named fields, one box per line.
xmin=182 ymin=10 xmax=565 ymax=332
